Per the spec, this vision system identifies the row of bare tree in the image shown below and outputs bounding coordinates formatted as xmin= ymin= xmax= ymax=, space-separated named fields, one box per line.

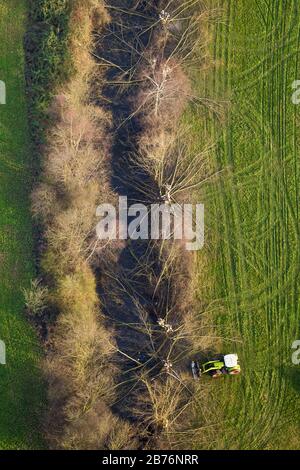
xmin=27 ymin=0 xmax=223 ymax=450
xmin=90 ymin=0 xmax=223 ymax=449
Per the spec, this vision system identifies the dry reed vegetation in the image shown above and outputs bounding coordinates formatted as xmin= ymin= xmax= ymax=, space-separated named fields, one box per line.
xmin=30 ymin=0 xmax=136 ymax=450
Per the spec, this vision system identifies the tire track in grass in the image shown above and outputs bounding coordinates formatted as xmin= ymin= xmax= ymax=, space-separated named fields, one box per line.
xmin=260 ymin=0 xmax=298 ymax=445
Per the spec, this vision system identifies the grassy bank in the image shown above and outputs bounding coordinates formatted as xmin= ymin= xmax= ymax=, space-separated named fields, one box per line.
xmin=0 ymin=0 xmax=45 ymax=449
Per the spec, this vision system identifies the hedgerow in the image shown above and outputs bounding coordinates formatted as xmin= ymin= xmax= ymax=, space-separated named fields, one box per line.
xmin=27 ymin=0 xmax=136 ymax=449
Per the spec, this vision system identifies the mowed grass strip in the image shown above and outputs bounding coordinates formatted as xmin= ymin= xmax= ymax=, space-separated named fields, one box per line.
xmin=0 ymin=0 xmax=45 ymax=449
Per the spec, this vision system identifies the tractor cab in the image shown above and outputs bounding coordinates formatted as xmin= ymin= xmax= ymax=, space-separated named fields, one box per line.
xmin=192 ymin=354 xmax=241 ymax=379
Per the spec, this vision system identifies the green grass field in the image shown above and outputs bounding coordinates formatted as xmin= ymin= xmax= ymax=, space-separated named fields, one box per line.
xmin=0 ymin=0 xmax=45 ymax=449
xmin=195 ymin=0 xmax=300 ymax=450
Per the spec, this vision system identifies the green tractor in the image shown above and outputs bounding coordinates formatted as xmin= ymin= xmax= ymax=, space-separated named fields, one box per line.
xmin=191 ymin=354 xmax=241 ymax=380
